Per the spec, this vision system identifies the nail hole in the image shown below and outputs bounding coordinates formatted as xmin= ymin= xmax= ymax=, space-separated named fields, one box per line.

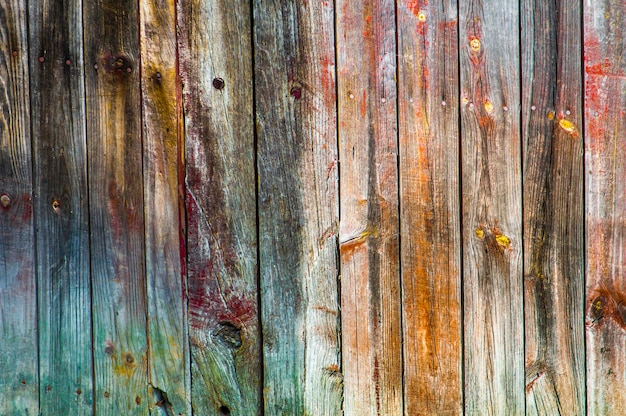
xmin=12 ymin=51 xmax=17 ymax=57
xmin=213 ymin=77 xmax=225 ymax=90
xmin=76 ymin=388 xmax=82 ymax=395
xmin=104 ymin=391 xmax=110 ymax=398
xmin=52 ymin=200 xmax=60 ymax=212
xmin=290 ymin=87 xmax=302 ymax=100
xmin=219 ymin=405 xmax=231 ymax=415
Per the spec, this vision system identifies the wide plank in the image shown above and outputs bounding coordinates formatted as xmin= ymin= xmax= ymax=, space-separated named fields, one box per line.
xmin=0 ymin=0 xmax=37 ymax=413
xmin=254 ymin=1 xmax=343 ymax=414
xmin=584 ymin=1 xmax=626 ymax=413
xmin=397 ymin=1 xmax=462 ymax=414
xmin=178 ymin=0 xmax=261 ymax=413
xmin=459 ymin=0 xmax=524 ymax=413
xmin=521 ymin=0 xmax=585 ymax=414
xmin=140 ymin=0 xmax=190 ymax=414
xmin=84 ymin=0 xmax=149 ymax=413
xmin=29 ymin=0 xmax=93 ymax=413
xmin=336 ymin=1 xmax=402 ymax=415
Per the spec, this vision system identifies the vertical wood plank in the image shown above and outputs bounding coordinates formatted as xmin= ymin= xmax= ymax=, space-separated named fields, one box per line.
xmin=254 ymin=1 xmax=343 ymax=414
xmin=29 ymin=0 xmax=93 ymax=412
xmin=140 ymin=0 xmax=189 ymax=414
xmin=521 ymin=0 xmax=585 ymax=414
xmin=397 ymin=1 xmax=462 ymax=414
xmin=460 ymin=0 xmax=524 ymax=413
xmin=84 ymin=0 xmax=148 ymax=413
xmin=336 ymin=1 xmax=402 ymax=415
xmin=585 ymin=1 xmax=626 ymax=413
xmin=0 ymin=0 xmax=37 ymax=413
xmin=178 ymin=0 xmax=261 ymax=414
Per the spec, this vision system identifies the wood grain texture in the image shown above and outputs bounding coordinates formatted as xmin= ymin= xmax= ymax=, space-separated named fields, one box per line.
xmin=397 ymin=1 xmax=462 ymax=414
xmin=84 ymin=0 xmax=148 ymax=413
xmin=460 ymin=0 xmax=524 ymax=414
xmin=0 ymin=0 xmax=37 ymax=413
xmin=140 ymin=0 xmax=189 ymax=414
xmin=584 ymin=1 xmax=626 ymax=413
xmin=28 ymin=0 xmax=93 ymax=413
xmin=254 ymin=1 xmax=342 ymax=414
xmin=336 ymin=1 xmax=401 ymax=415
xmin=521 ymin=0 xmax=585 ymax=414
xmin=178 ymin=0 xmax=261 ymax=414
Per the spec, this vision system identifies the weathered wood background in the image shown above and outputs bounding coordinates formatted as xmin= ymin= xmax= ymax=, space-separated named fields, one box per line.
xmin=0 ymin=0 xmax=624 ymax=414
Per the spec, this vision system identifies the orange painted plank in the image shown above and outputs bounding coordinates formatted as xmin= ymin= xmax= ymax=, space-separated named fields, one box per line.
xmin=521 ymin=0 xmax=585 ymax=414
xmin=337 ymin=1 xmax=402 ymax=414
xmin=585 ymin=0 xmax=626 ymax=413
xmin=397 ymin=1 xmax=462 ymax=414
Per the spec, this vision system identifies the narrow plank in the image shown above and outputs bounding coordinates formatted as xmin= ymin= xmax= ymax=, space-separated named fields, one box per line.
xmin=254 ymin=1 xmax=342 ymax=414
xmin=336 ymin=1 xmax=402 ymax=414
xmin=521 ymin=0 xmax=585 ymax=414
xmin=83 ymin=0 xmax=148 ymax=413
xmin=0 ymin=0 xmax=38 ymax=413
xmin=28 ymin=0 xmax=93 ymax=413
xmin=178 ymin=0 xmax=261 ymax=414
xmin=584 ymin=1 xmax=626 ymax=413
xmin=397 ymin=1 xmax=462 ymax=414
xmin=140 ymin=0 xmax=189 ymax=414
xmin=459 ymin=0 xmax=524 ymax=413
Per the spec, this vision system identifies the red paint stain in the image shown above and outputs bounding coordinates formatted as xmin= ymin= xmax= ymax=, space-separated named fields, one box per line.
xmin=361 ymin=90 xmax=367 ymax=117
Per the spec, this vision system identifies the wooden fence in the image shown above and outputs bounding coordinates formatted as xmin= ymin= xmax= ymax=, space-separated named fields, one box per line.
xmin=0 ymin=0 xmax=624 ymax=414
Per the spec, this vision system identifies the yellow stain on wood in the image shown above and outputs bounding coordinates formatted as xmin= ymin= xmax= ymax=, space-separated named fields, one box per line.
xmin=495 ymin=233 xmax=511 ymax=248
xmin=469 ymin=38 xmax=481 ymax=52
xmin=417 ymin=11 xmax=427 ymax=22
xmin=558 ymin=118 xmax=579 ymax=137
xmin=484 ymin=101 xmax=494 ymax=114
xmin=547 ymin=110 xmax=555 ymax=120
xmin=475 ymin=228 xmax=484 ymax=239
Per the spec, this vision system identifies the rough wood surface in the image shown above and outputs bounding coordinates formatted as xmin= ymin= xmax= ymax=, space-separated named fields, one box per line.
xmin=29 ymin=0 xmax=93 ymax=413
xmin=584 ymin=1 xmax=626 ymax=413
xmin=140 ymin=0 xmax=189 ymax=414
xmin=84 ymin=0 xmax=148 ymax=413
xmin=460 ymin=0 xmax=524 ymax=413
xmin=521 ymin=0 xmax=585 ymax=414
xmin=254 ymin=1 xmax=343 ymax=414
xmin=0 ymin=0 xmax=38 ymax=413
xmin=336 ymin=1 xmax=401 ymax=415
xmin=397 ymin=1 xmax=462 ymax=414
xmin=178 ymin=0 xmax=261 ymax=414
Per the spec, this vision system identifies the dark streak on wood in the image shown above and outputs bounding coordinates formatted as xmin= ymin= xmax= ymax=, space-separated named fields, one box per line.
xmin=254 ymin=0 xmax=342 ymax=414
xmin=29 ymin=0 xmax=93 ymax=412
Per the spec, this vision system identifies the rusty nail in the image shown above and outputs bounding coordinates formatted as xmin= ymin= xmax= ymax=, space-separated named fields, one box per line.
xmin=38 ymin=56 xmax=44 ymax=63
xmin=1 ymin=194 xmax=10 ymax=207
xmin=213 ymin=77 xmax=225 ymax=90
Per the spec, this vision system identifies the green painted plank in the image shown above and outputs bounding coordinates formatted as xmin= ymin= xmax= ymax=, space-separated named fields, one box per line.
xmin=0 ymin=0 xmax=38 ymax=413
xmin=460 ymin=0 xmax=524 ymax=413
xmin=83 ymin=0 xmax=149 ymax=413
xmin=140 ymin=0 xmax=190 ymax=414
xmin=254 ymin=1 xmax=343 ymax=414
xmin=584 ymin=0 xmax=626 ymax=413
xmin=521 ymin=0 xmax=585 ymax=414
xmin=28 ymin=0 xmax=93 ymax=413
xmin=178 ymin=0 xmax=261 ymax=414
xmin=336 ymin=1 xmax=402 ymax=414
xmin=397 ymin=1 xmax=462 ymax=414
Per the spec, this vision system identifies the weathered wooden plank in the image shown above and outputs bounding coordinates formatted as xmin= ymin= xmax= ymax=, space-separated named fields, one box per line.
xmin=397 ymin=1 xmax=462 ymax=414
xmin=0 ymin=0 xmax=38 ymax=413
xmin=585 ymin=1 xmax=626 ymax=413
xmin=178 ymin=0 xmax=260 ymax=414
xmin=84 ymin=0 xmax=148 ymax=413
xmin=336 ymin=1 xmax=401 ymax=415
xmin=140 ymin=0 xmax=189 ymax=414
xmin=254 ymin=1 xmax=342 ymax=414
xmin=521 ymin=0 xmax=585 ymax=414
xmin=28 ymin=0 xmax=93 ymax=413
xmin=460 ymin=0 xmax=524 ymax=413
